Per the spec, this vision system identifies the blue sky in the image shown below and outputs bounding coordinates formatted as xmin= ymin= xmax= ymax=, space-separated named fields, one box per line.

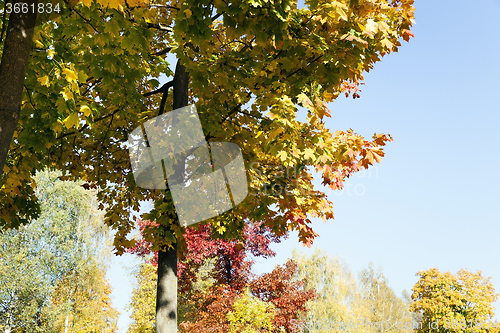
xmin=107 ymin=0 xmax=500 ymax=331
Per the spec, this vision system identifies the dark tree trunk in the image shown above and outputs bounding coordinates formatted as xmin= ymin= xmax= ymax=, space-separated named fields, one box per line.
xmin=155 ymin=59 xmax=189 ymax=333
xmin=0 ymin=0 xmax=38 ymax=177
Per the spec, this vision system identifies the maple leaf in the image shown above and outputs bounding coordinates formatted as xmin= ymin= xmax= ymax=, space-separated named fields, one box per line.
xmin=303 ymin=148 xmax=315 ymax=161
xmin=62 ymin=68 xmax=78 ymax=83
xmin=37 ymin=76 xmax=50 ymax=87
xmin=63 ymin=113 xmax=80 ymax=129
xmin=402 ymin=29 xmax=415 ymax=42
xmin=365 ymin=19 xmax=378 ymax=36
xmin=80 ymin=105 xmax=91 ymax=117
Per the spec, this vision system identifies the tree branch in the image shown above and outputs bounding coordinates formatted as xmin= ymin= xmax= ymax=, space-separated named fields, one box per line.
xmin=286 ymin=54 xmax=324 ymax=79
xmin=72 ymin=6 xmax=98 ymax=33
xmin=147 ymin=23 xmax=173 ymax=33
xmin=148 ymin=4 xmax=180 ymax=10
xmin=143 ymin=80 xmax=174 ymax=97
xmin=212 ymin=12 xmax=224 ymax=21
xmin=152 ymin=47 xmax=172 ymax=57
xmin=55 ymin=106 xmax=121 ymax=140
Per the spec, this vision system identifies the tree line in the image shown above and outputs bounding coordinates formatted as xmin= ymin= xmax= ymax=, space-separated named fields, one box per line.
xmin=1 ymin=171 xmax=497 ymax=332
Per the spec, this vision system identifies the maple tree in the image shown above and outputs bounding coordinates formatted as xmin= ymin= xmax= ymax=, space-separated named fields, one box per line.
xmin=1 ymin=0 xmax=415 ymax=331
xmin=410 ymin=268 xmax=499 ymax=333
xmin=127 ymin=218 xmax=316 ymax=332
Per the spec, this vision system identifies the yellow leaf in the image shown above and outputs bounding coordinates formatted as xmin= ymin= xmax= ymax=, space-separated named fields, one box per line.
xmin=106 ymin=0 xmax=122 ymax=9
xmin=304 ymin=148 xmax=315 ymax=160
xmin=320 ymin=155 xmax=329 ymax=163
xmin=80 ymin=105 xmax=91 ymax=117
xmin=277 ymin=151 xmax=287 ymax=161
xmin=63 ymin=113 xmax=80 ymax=129
xmin=322 ymin=90 xmax=334 ymax=102
xmin=184 ymin=9 xmax=192 ymax=18
xmin=336 ymin=6 xmax=348 ymax=21
xmin=38 ymin=75 xmax=50 ymax=87
xmin=378 ymin=21 xmax=390 ymax=33
xmin=62 ymin=68 xmax=78 ymax=83
xmin=365 ymin=19 xmax=378 ymax=34
xmin=381 ymin=38 xmax=393 ymax=50
xmin=61 ymin=88 xmax=74 ymax=101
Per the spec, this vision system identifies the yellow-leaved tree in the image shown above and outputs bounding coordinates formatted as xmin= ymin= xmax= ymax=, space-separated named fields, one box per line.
xmin=410 ymin=268 xmax=499 ymax=333
xmin=226 ymin=287 xmax=278 ymax=333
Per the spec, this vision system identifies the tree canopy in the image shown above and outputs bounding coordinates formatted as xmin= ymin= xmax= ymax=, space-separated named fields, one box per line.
xmin=410 ymin=268 xmax=499 ymax=333
xmin=127 ymin=218 xmax=315 ymax=332
xmin=1 ymin=0 xmax=415 ymax=255
xmin=1 ymin=1 xmax=415 ymax=331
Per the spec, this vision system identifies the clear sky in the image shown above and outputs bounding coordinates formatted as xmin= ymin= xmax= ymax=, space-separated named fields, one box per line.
xmin=106 ymin=0 xmax=500 ymax=331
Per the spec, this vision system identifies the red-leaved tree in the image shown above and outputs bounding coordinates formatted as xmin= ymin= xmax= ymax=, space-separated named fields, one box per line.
xmin=128 ymin=219 xmax=316 ymax=332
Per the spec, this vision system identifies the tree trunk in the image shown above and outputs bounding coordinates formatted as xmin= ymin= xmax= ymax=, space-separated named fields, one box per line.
xmin=155 ymin=242 xmax=178 ymax=333
xmin=155 ymin=59 xmax=189 ymax=333
xmin=0 ymin=0 xmax=38 ymax=177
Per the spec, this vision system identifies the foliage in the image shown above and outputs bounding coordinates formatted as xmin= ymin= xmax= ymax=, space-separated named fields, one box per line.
xmin=0 ymin=169 xmax=118 ymax=332
xmin=410 ymin=268 xmax=499 ymax=333
xmin=127 ymin=260 xmax=157 ymax=333
xmin=127 ymin=218 xmax=316 ymax=332
xmin=47 ymin=264 xmax=119 ymax=333
xmin=0 ymin=0 xmax=415 ymax=258
xmin=226 ymin=287 xmax=277 ymax=333
xmin=248 ymin=259 xmax=315 ymax=332
xmin=0 ymin=228 xmax=52 ymax=331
